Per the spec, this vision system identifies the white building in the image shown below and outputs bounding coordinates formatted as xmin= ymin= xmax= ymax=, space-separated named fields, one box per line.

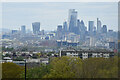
xmin=60 ymin=48 xmax=114 ymax=59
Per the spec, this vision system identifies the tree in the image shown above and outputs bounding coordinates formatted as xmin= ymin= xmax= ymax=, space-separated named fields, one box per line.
xmin=82 ymin=57 xmax=118 ymax=78
xmin=4 ymin=53 xmax=11 ymax=57
xmin=0 ymin=63 xmax=2 ymax=79
xmin=43 ymin=56 xmax=83 ymax=78
xmin=2 ymin=62 xmax=24 ymax=78
xmin=14 ymin=56 xmax=24 ymax=61
xmin=19 ymin=56 xmax=118 ymax=78
xmin=2 ymin=47 xmax=14 ymax=52
xmin=21 ymin=64 xmax=50 ymax=78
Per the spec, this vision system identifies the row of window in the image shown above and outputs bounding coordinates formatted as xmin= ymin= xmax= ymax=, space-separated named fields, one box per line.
xmin=65 ymin=52 xmax=110 ymax=59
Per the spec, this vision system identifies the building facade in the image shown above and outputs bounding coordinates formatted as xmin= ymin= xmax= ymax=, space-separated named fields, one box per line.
xmin=102 ymin=25 xmax=107 ymax=34
xmin=89 ymin=21 xmax=94 ymax=36
xmin=68 ymin=9 xmax=77 ymax=33
xmin=59 ymin=48 xmax=114 ymax=59
xmin=63 ymin=21 xmax=68 ymax=33
xmin=97 ymin=18 xmax=102 ymax=33
xmin=21 ymin=25 xmax=26 ymax=34
xmin=57 ymin=25 xmax=63 ymax=40
xmin=32 ymin=22 xmax=40 ymax=34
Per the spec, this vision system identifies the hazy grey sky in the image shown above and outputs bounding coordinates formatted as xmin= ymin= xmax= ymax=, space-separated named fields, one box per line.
xmin=1 ymin=0 xmax=119 ymax=2
xmin=2 ymin=2 xmax=118 ymax=31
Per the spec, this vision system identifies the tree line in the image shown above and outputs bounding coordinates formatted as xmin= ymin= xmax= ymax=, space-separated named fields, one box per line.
xmin=2 ymin=56 xmax=119 ymax=78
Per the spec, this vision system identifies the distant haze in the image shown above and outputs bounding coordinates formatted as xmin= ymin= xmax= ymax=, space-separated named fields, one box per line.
xmin=2 ymin=2 xmax=118 ymax=31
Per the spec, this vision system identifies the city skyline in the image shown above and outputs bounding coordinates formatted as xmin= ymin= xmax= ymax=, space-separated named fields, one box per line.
xmin=2 ymin=2 xmax=118 ymax=31
xmin=1 ymin=1 xmax=119 ymax=79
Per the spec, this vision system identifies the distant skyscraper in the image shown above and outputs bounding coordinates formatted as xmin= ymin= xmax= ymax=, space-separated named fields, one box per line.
xmin=57 ymin=25 xmax=62 ymax=32
xmin=97 ymin=18 xmax=102 ymax=33
xmin=32 ymin=22 xmax=40 ymax=34
xmin=80 ymin=20 xmax=86 ymax=32
xmin=89 ymin=21 xmax=94 ymax=36
xmin=102 ymin=25 xmax=107 ymax=34
xmin=77 ymin=19 xmax=81 ymax=28
xmin=93 ymin=26 xmax=97 ymax=36
xmin=90 ymin=37 xmax=96 ymax=47
xmin=41 ymin=30 xmax=45 ymax=35
xmin=108 ymin=30 xmax=113 ymax=37
xmin=63 ymin=21 xmax=68 ymax=32
xmin=93 ymin=26 xmax=96 ymax=32
xmin=21 ymin=25 xmax=26 ymax=34
xmin=79 ymin=20 xmax=86 ymax=41
xmin=76 ymin=19 xmax=81 ymax=34
xmin=68 ymin=9 xmax=77 ymax=33
xmin=12 ymin=30 xmax=18 ymax=34
xmin=57 ymin=25 xmax=63 ymax=40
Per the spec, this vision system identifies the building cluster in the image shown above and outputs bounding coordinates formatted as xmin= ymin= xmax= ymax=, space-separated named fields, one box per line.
xmin=56 ymin=9 xmax=117 ymax=49
xmin=0 ymin=9 xmax=118 ymax=67
xmin=2 ymin=51 xmax=59 ymax=65
xmin=1 ymin=9 xmax=118 ymax=52
xmin=11 ymin=22 xmax=43 ymax=35
xmin=1 ymin=47 xmax=115 ymax=65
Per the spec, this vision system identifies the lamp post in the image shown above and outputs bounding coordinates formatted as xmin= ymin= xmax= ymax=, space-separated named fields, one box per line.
xmin=24 ymin=59 xmax=26 ymax=80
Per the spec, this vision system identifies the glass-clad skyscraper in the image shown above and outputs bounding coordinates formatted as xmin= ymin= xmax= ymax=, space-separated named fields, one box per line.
xmin=21 ymin=25 xmax=26 ymax=34
xmin=97 ymin=18 xmax=102 ymax=33
xmin=32 ymin=22 xmax=40 ymax=34
xmin=68 ymin=9 xmax=77 ymax=33
xmin=89 ymin=21 xmax=94 ymax=36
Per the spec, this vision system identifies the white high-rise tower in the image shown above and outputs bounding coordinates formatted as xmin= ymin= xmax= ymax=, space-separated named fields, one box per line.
xmin=97 ymin=18 xmax=102 ymax=33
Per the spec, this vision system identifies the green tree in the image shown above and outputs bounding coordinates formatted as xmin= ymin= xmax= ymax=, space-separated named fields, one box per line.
xmin=21 ymin=64 xmax=50 ymax=78
xmin=14 ymin=56 xmax=24 ymax=61
xmin=43 ymin=56 xmax=83 ymax=78
xmin=19 ymin=56 xmax=118 ymax=78
xmin=4 ymin=53 xmax=11 ymax=57
xmin=2 ymin=62 xmax=24 ymax=78
xmin=82 ymin=57 xmax=118 ymax=78
xmin=2 ymin=47 xmax=14 ymax=52
xmin=96 ymin=56 xmax=118 ymax=78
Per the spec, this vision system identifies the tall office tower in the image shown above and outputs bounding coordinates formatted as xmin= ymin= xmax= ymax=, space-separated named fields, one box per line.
xmin=93 ymin=26 xmax=96 ymax=32
xmin=32 ymin=22 xmax=40 ymax=34
xmin=108 ymin=30 xmax=114 ymax=38
xmin=79 ymin=20 xmax=86 ymax=41
xmin=68 ymin=9 xmax=77 ymax=33
xmin=77 ymin=19 xmax=85 ymax=35
xmin=76 ymin=19 xmax=81 ymax=34
xmin=63 ymin=21 xmax=68 ymax=32
xmin=90 ymin=37 xmax=96 ymax=47
xmin=102 ymin=25 xmax=107 ymax=34
xmin=89 ymin=21 xmax=94 ymax=36
xmin=57 ymin=25 xmax=62 ymax=31
xmin=97 ymin=18 xmax=102 ymax=33
xmin=80 ymin=20 xmax=86 ymax=31
xmin=77 ymin=19 xmax=81 ymax=28
xmin=93 ymin=26 xmax=97 ymax=36
xmin=21 ymin=25 xmax=26 ymax=34
xmin=57 ymin=25 xmax=63 ymax=40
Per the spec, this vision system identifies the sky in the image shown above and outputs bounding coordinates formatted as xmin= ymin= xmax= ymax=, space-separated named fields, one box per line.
xmin=2 ymin=2 xmax=118 ymax=31
xmin=1 ymin=0 xmax=119 ymax=2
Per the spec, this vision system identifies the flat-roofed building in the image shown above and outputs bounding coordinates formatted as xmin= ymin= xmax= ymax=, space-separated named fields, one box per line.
xmin=59 ymin=48 xmax=114 ymax=59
